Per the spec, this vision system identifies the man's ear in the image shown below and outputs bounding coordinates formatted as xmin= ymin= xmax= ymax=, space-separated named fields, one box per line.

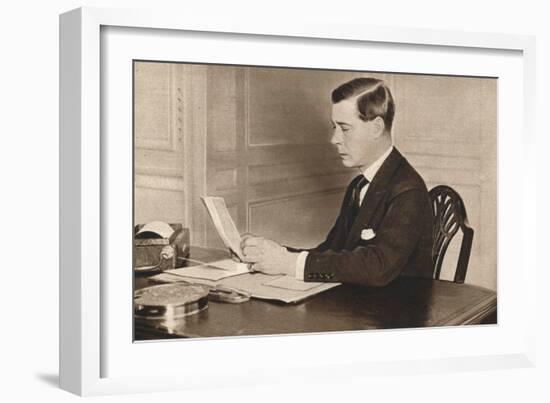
xmin=372 ymin=116 xmax=386 ymax=138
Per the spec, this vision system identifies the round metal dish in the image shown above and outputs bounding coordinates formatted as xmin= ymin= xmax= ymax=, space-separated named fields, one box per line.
xmin=134 ymin=283 xmax=209 ymax=319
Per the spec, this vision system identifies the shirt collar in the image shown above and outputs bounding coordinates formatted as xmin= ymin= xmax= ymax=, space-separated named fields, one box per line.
xmin=360 ymin=146 xmax=394 ymax=182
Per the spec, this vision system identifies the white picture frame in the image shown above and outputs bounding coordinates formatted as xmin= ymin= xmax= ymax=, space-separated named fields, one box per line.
xmin=59 ymin=6 xmax=537 ymax=396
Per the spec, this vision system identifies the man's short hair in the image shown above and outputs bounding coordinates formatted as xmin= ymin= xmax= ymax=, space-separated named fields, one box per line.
xmin=331 ymin=77 xmax=395 ymax=132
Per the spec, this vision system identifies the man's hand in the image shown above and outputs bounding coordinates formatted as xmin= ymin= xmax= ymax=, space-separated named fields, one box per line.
xmin=240 ymin=235 xmax=298 ymax=276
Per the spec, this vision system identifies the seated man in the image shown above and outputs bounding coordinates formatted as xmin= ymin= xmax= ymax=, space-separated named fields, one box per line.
xmin=241 ymin=77 xmax=434 ymax=287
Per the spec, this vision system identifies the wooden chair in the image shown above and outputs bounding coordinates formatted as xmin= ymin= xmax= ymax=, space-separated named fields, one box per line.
xmin=429 ymin=185 xmax=474 ymax=283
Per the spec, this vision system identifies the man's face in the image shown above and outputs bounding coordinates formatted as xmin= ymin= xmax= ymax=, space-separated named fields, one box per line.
xmin=330 ymin=99 xmax=382 ymax=169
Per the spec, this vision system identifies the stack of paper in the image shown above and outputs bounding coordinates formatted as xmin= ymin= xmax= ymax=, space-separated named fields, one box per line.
xmin=151 ymin=270 xmax=340 ymax=304
xmin=160 ymin=259 xmax=250 ymax=281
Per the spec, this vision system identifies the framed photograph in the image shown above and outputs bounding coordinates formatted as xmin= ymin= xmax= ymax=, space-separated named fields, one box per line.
xmin=60 ymin=7 xmax=536 ymax=396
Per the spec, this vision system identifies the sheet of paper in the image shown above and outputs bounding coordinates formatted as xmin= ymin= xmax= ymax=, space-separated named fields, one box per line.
xmin=201 ymin=197 xmax=244 ymax=260
xmin=209 ymin=259 xmax=249 ymax=272
xmin=261 ymin=275 xmax=324 ymax=291
xmin=151 ymin=271 xmax=340 ymax=304
xmin=160 ymin=259 xmax=250 ymax=281
xmin=220 ymin=274 xmax=340 ymax=303
xmin=136 ymin=221 xmax=174 ymax=239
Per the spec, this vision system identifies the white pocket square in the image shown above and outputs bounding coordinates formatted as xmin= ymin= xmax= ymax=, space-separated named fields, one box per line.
xmin=361 ymin=229 xmax=376 ymax=240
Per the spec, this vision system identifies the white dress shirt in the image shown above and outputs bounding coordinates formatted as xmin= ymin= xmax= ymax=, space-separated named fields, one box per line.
xmin=294 ymin=146 xmax=394 ymax=280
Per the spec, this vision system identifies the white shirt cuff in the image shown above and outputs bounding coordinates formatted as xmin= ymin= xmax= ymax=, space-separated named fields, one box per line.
xmin=295 ymin=251 xmax=308 ymax=281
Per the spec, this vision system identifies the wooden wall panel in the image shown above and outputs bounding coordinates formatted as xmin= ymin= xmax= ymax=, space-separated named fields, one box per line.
xmin=207 ymin=66 xmax=238 ymax=152
xmin=134 ymin=187 xmax=186 ymax=225
xmin=182 ymin=64 xmax=208 ymax=246
xmin=247 ymin=68 xmax=389 ymax=146
xmin=477 ymin=79 xmax=498 ymax=290
xmin=203 ymin=66 xmax=248 ymax=248
xmin=133 ymin=62 xmax=208 ymax=246
xmin=134 ymin=62 xmax=185 ymax=227
xmin=249 ymin=191 xmax=345 ymax=248
xmin=248 ymin=68 xmax=330 ymax=146
xmin=248 ymin=158 xmax=347 ymax=185
xmin=134 ymin=62 xmax=175 ymax=150
xmin=393 ymin=75 xmax=483 ymax=144
xmin=247 ymin=172 xmax=351 ymax=202
xmin=393 ymin=74 xmax=497 ymax=290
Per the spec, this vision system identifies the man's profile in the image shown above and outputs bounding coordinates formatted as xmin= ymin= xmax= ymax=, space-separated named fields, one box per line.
xmin=240 ymin=77 xmax=434 ymax=287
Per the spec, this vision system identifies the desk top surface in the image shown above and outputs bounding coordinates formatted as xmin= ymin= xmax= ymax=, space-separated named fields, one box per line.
xmin=134 ymin=247 xmax=496 ymax=340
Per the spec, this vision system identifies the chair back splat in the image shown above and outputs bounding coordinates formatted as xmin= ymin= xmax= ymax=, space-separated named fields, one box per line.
xmin=429 ymin=185 xmax=474 ymax=283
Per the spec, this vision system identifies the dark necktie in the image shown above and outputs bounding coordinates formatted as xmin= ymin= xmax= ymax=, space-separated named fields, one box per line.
xmin=347 ymin=175 xmax=369 ymax=229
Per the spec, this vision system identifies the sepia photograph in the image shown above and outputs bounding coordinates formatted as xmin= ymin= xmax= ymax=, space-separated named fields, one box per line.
xmin=132 ymin=61 xmax=497 ymax=340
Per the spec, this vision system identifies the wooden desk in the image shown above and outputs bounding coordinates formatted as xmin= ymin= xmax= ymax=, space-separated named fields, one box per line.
xmin=134 ymin=247 xmax=497 ymax=340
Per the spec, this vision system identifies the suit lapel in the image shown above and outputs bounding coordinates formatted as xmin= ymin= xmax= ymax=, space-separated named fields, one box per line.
xmin=345 ymin=148 xmax=404 ymax=248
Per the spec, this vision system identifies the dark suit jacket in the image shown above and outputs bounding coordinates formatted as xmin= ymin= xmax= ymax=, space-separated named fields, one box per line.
xmin=297 ymin=148 xmax=433 ymax=287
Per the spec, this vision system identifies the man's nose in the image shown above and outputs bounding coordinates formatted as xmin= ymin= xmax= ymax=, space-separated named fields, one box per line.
xmin=330 ymin=129 xmax=342 ymax=145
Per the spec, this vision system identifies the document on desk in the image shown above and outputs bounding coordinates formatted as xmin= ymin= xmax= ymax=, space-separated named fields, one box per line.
xmin=151 ymin=271 xmax=340 ymax=304
xmin=262 ymin=275 xmax=321 ymax=291
xmin=161 ymin=259 xmax=250 ymax=281
xmin=201 ymin=196 xmax=244 ymax=261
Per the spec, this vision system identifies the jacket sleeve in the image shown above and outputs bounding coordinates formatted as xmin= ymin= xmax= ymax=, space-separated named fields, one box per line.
xmin=303 ymin=188 xmax=431 ymax=287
